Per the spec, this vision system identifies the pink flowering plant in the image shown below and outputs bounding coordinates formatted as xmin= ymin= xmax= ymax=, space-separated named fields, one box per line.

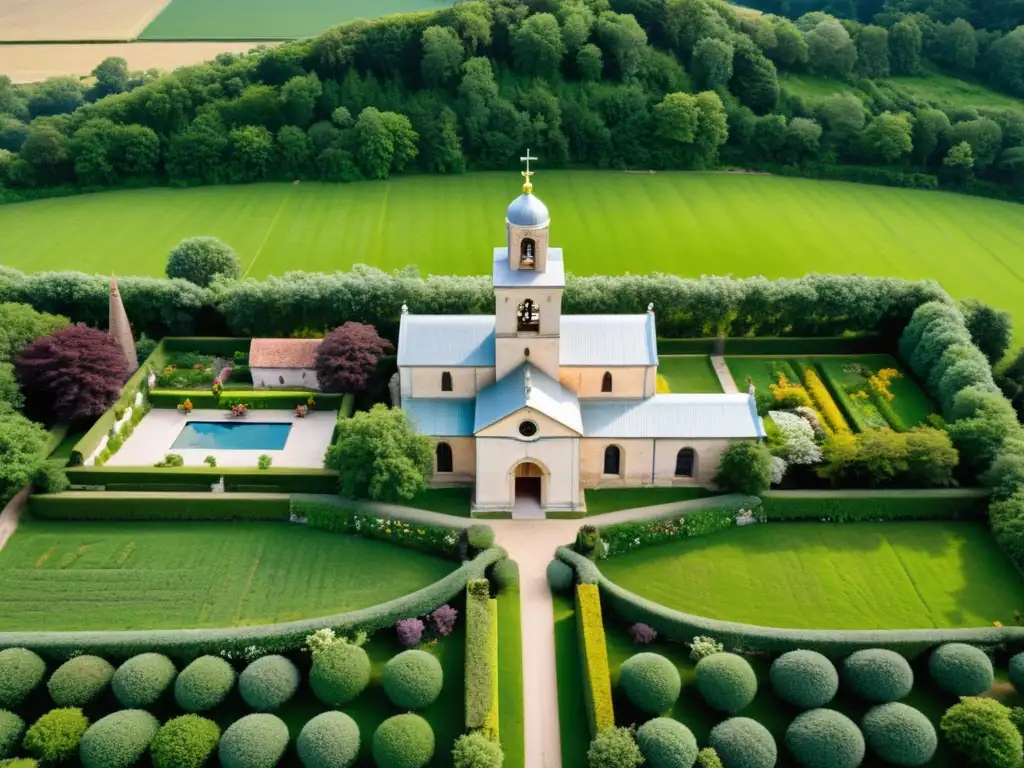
xmin=396 ymin=618 xmax=425 ymax=648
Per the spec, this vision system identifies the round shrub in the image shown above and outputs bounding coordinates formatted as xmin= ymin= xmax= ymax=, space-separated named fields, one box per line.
xmin=467 ymin=524 xmax=495 ymax=550
xmin=1009 ymin=651 xmax=1024 ymax=692
xmin=174 ymin=655 xmax=236 ymax=712
xmin=219 ymin=714 xmax=289 ymax=768
xmin=547 ymin=559 xmax=574 ymax=593
xmin=619 ymin=653 xmax=682 ymax=715
xmin=940 ymin=696 xmax=1022 ymax=768
xmin=491 ymin=558 xmax=519 ymax=591
xmin=0 ymin=649 xmax=45 ymax=709
xmin=637 ymin=718 xmax=698 ymax=768
xmin=310 ymin=643 xmax=371 ymax=707
xmin=79 ymin=709 xmax=159 ymax=768
xmin=151 ymin=714 xmax=221 ymax=768
xmin=785 ymin=708 xmax=865 ymax=768
xmin=372 ymin=713 xmax=435 ymax=768
xmin=382 ymin=650 xmax=444 ymax=710
xmin=587 ymin=726 xmax=644 ymax=768
xmin=862 ymin=702 xmax=937 ymax=766
xmin=47 ymin=655 xmax=114 ymax=707
xmin=23 ymin=707 xmax=89 ymax=763
xmin=111 ymin=653 xmax=176 ymax=708
xmin=929 ymin=643 xmax=994 ymax=695
xmin=165 ymin=236 xmax=241 ymax=287
xmin=842 ymin=649 xmax=914 ymax=702
xmin=239 ymin=655 xmax=300 ymax=711
xmin=708 ymin=718 xmax=777 ymax=768
xmin=0 ymin=710 xmax=24 ymax=759
xmin=452 ymin=732 xmax=503 ymax=768
xmin=695 ymin=653 xmax=758 ymax=715
xmin=770 ymin=650 xmax=838 ymax=710
xmin=297 ymin=711 xmax=360 ymax=768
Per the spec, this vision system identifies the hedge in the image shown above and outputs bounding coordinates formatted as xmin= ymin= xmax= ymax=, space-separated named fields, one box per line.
xmin=174 ymin=655 xmax=236 ymax=711
xmin=162 ymin=337 xmax=252 ymax=357
xmin=64 ymin=467 xmax=339 ymax=494
xmin=576 ymin=583 xmax=615 ymax=737
xmin=218 ymin=714 xmax=289 ymax=768
xmin=30 ymin=493 xmax=291 ymax=521
xmin=555 ymin=547 xmax=1024 ymax=657
xmin=47 ymin=655 xmax=114 ymax=707
xmin=148 ymin=390 xmax=345 ymax=410
xmin=297 ymin=711 xmax=360 ymax=768
xmin=382 ymin=650 xmax=443 ymax=710
xmin=759 ymin=490 xmax=989 ymax=522
xmin=79 ymin=710 xmax=159 ymax=768
xmin=0 ymin=547 xmax=505 ymax=661
xmin=111 ymin=653 xmax=176 ymax=708
xmin=238 ymin=655 xmax=300 ymax=711
xmin=309 ymin=643 xmax=370 ymax=707
xmin=465 ymin=579 xmax=497 ymax=736
xmin=659 ymin=336 xmax=884 ymax=356
xmin=0 ymin=649 xmax=45 ymax=709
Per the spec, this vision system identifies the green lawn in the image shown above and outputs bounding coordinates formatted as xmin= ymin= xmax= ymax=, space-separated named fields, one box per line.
xmin=600 ymin=521 xmax=1024 ymax=630
xmin=405 ymin=486 xmax=473 ymax=517
xmin=657 ymin=356 xmax=723 ymax=393
xmin=3 ymin=173 xmax=1024 ymax=340
xmin=140 ymin=0 xmax=453 ymax=39
xmin=498 ymin=585 xmax=525 ymax=768
xmin=780 ymin=72 xmax=863 ymax=102
xmin=725 ymin=356 xmax=800 ymax=396
xmin=815 ymin=354 xmax=936 ymax=428
xmin=584 ymin=487 xmax=713 ymax=516
xmin=0 ymin=520 xmax=455 ymax=631
xmin=553 ymin=592 xmax=590 ymax=768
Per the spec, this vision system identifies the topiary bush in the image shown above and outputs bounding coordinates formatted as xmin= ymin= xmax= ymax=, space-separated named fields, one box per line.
xmin=0 ymin=649 xmax=45 ymax=709
xmin=636 ymin=718 xmax=698 ymax=768
xmin=842 ymin=649 xmax=914 ymax=702
xmin=310 ymin=643 xmax=371 ymax=707
xmin=79 ymin=709 xmax=159 ymax=768
xmin=547 ymin=559 xmax=574 ymax=593
xmin=150 ymin=714 xmax=221 ymax=768
xmin=0 ymin=710 xmax=24 ymax=759
xmin=467 ymin=525 xmax=495 ymax=550
xmin=238 ymin=655 xmax=300 ymax=711
xmin=174 ymin=655 xmax=236 ymax=712
xmin=47 ymin=655 xmax=114 ymax=707
xmin=111 ymin=653 xmax=176 ymax=708
xmin=296 ymin=711 xmax=360 ymax=768
xmin=587 ymin=726 xmax=643 ymax=768
xmin=372 ymin=714 xmax=435 ymax=768
xmin=218 ymin=714 xmax=289 ymax=768
xmin=941 ymin=696 xmax=1022 ymax=768
xmin=785 ymin=708 xmax=865 ymax=768
xmin=695 ymin=653 xmax=758 ymax=715
xmin=165 ymin=236 xmax=241 ymax=287
xmin=22 ymin=707 xmax=89 ymax=763
xmin=770 ymin=650 xmax=838 ymax=710
xmin=1010 ymin=651 xmax=1024 ymax=692
xmin=452 ymin=732 xmax=503 ymax=768
xmin=708 ymin=718 xmax=777 ymax=768
xmin=929 ymin=643 xmax=994 ymax=695
xmin=619 ymin=653 xmax=682 ymax=715
xmin=862 ymin=702 xmax=937 ymax=766
xmin=491 ymin=558 xmax=519 ymax=591
xmin=382 ymin=650 xmax=444 ymax=710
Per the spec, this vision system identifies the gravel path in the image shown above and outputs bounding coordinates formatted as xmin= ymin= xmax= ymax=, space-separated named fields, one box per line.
xmin=710 ymin=355 xmax=739 ymax=393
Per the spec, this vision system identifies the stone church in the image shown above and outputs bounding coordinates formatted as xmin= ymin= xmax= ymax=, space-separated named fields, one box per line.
xmin=397 ymin=159 xmax=762 ymax=514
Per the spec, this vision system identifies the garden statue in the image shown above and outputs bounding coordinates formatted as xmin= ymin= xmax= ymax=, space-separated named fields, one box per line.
xmin=389 ymin=371 xmax=401 ymax=407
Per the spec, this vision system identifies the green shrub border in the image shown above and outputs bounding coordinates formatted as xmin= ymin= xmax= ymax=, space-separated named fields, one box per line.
xmin=556 ymin=547 xmax=1024 ymax=658
xmin=149 ymin=390 xmax=346 ymax=410
xmin=758 ymin=490 xmax=989 ymax=522
xmin=658 ymin=336 xmax=883 ymax=356
xmin=0 ymin=547 xmax=505 ymax=662
xmin=576 ymin=583 xmax=615 ymax=737
xmin=30 ymin=493 xmax=291 ymax=521
xmin=64 ymin=467 xmax=339 ymax=494
xmin=465 ymin=579 xmax=498 ymax=736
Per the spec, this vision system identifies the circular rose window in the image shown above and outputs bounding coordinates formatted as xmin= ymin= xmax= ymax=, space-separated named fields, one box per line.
xmin=518 ymin=420 xmax=538 ymax=438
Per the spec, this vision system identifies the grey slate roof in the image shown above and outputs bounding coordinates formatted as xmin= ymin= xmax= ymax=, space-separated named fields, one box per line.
xmin=397 ymin=315 xmax=495 ymax=367
xmin=561 ymin=315 xmax=658 ymax=366
xmin=506 ymin=192 xmax=550 ymax=227
xmin=493 ymin=248 xmax=565 ymax=288
xmin=581 ymin=394 xmax=763 ymax=439
xmin=474 ymin=363 xmax=583 ymax=434
xmin=405 ymin=399 xmax=475 ymax=436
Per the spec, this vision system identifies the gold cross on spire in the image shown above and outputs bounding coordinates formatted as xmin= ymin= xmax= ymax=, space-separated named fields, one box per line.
xmin=520 ymin=148 xmax=537 ymax=193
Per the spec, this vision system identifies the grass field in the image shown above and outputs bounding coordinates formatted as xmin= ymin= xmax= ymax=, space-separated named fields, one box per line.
xmin=3 ymin=173 xmax=1023 ymax=340
xmin=600 ymin=521 xmax=1024 ymax=630
xmin=583 ymin=487 xmax=713 ymax=516
xmin=657 ymin=355 xmax=723 ymax=394
xmin=140 ymin=0 xmax=452 ymax=39
xmin=0 ymin=520 xmax=455 ymax=631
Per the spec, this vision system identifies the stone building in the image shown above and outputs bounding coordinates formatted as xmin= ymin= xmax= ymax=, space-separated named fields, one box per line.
xmin=398 ymin=158 xmax=762 ymax=514
xmin=250 ymin=339 xmax=322 ymax=390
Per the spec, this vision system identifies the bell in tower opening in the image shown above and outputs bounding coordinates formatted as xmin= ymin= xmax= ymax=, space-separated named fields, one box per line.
xmin=517 ymin=298 xmax=540 ymax=332
xmin=520 ymin=238 xmax=535 ymax=268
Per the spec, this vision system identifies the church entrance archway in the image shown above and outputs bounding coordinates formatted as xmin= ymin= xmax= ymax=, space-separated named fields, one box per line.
xmin=512 ymin=461 xmax=546 ymax=518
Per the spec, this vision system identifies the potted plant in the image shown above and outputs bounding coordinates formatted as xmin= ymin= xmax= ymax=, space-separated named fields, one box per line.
xmin=177 ymin=398 xmax=193 ymax=415
xmin=295 ymin=404 xmax=308 ymax=418
xmin=211 ymin=378 xmax=223 ymax=397
xmin=230 ymin=403 xmax=248 ymax=418
xmin=307 ymin=395 xmax=316 ymax=410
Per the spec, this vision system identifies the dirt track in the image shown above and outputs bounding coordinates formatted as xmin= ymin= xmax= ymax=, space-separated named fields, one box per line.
xmin=0 ymin=0 xmax=174 ymax=41
xmin=0 ymin=41 xmax=270 ymax=83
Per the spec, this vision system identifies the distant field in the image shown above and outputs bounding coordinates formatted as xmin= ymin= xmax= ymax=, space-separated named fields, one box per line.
xmin=0 ymin=0 xmax=172 ymax=41
xmin=0 ymin=520 xmax=454 ymax=630
xmin=2 ymin=172 xmax=1024 ymax=341
xmin=141 ymin=0 xmax=452 ymax=40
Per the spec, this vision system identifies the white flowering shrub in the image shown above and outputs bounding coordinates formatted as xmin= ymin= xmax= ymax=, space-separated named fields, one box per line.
xmin=769 ymin=411 xmax=823 ymax=465
xmin=305 ymin=629 xmax=337 ymax=657
xmin=690 ymin=636 xmax=724 ymax=662
xmin=769 ymin=456 xmax=787 ymax=485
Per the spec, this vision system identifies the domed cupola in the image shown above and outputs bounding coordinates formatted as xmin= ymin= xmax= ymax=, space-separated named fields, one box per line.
xmin=506 ymin=150 xmax=550 ymax=272
xmin=506 ymin=191 xmax=549 ymax=228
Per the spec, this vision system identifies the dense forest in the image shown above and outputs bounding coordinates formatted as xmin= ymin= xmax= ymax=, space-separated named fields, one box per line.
xmin=1 ymin=0 xmax=1024 ymax=200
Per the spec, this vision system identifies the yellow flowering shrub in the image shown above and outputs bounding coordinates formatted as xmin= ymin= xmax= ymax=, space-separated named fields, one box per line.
xmin=868 ymin=368 xmax=902 ymax=401
xmin=769 ymin=375 xmax=812 ymax=408
xmin=800 ymin=366 xmax=851 ymax=435
xmin=576 ymin=583 xmax=615 ymax=736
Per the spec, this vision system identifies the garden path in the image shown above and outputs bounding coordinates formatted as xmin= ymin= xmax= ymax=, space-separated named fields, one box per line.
xmin=711 ymin=355 xmax=739 ymax=393
xmin=0 ymin=486 xmax=29 ymax=553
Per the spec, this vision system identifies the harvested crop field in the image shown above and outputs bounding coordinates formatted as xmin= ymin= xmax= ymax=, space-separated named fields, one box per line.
xmin=0 ymin=0 xmax=172 ymax=41
xmin=0 ymin=41 xmax=265 ymax=83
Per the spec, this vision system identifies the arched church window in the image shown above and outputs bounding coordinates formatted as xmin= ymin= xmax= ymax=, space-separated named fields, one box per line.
xmin=675 ymin=448 xmax=695 ymax=477
xmin=517 ymin=298 xmax=540 ymax=332
xmin=436 ymin=442 xmax=453 ymax=473
xmin=441 ymin=371 xmax=453 ymax=392
xmin=603 ymin=445 xmax=621 ymax=476
xmin=520 ymin=238 xmax=536 ymax=268
xmin=601 ymin=372 xmax=613 ymax=393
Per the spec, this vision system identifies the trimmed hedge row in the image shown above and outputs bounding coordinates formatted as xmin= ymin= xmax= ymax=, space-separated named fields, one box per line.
xmin=464 ymin=579 xmax=497 ymax=737
xmin=658 ymin=336 xmax=884 ymax=355
xmin=162 ymin=337 xmax=251 ymax=356
xmin=0 ymin=547 xmax=505 ymax=661
xmin=576 ymin=583 xmax=615 ymax=738
xmin=556 ymin=547 xmax=1024 ymax=657
xmin=65 ymin=467 xmax=338 ymax=494
xmin=758 ymin=490 xmax=988 ymax=522
xmin=148 ymin=390 xmax=344 ymax=410
xmin=29 ymin=494 xmax=291 ymax=521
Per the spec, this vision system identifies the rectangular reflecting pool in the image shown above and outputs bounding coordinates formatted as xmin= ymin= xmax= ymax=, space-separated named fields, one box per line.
xmin=171 ymin=421 xmax=292 ymax=451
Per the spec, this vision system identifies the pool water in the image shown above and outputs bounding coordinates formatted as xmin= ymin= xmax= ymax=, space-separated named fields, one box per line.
xmin=171 ymin=422 xmax=292 ymax=451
